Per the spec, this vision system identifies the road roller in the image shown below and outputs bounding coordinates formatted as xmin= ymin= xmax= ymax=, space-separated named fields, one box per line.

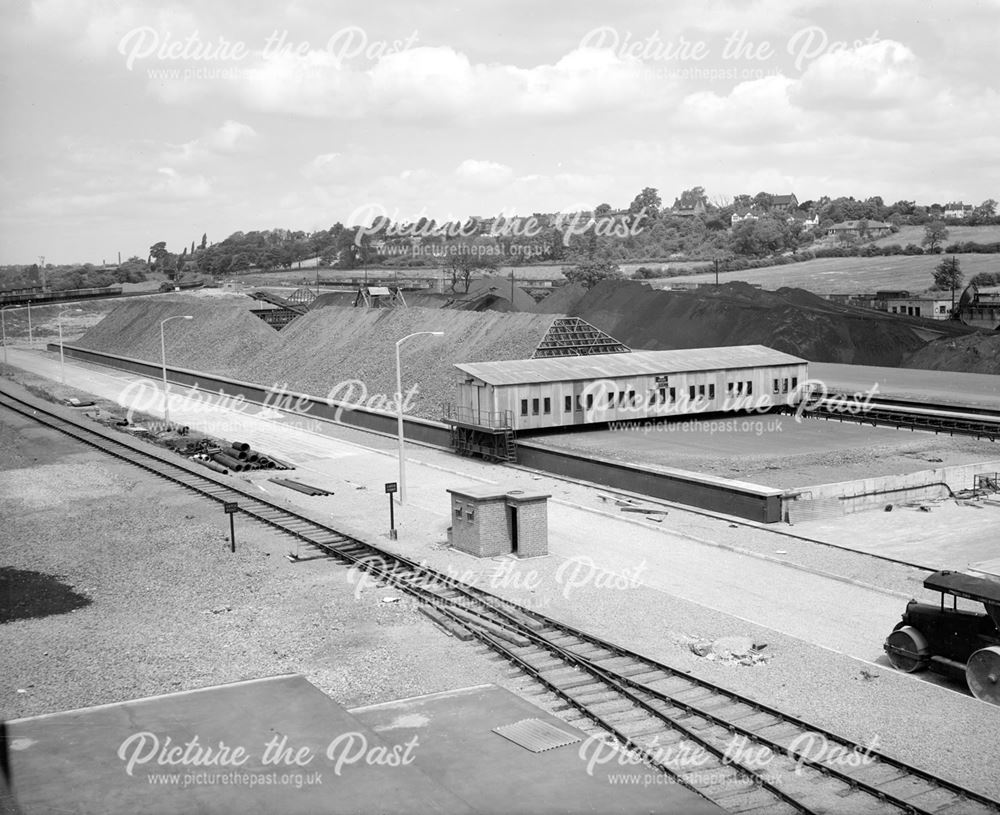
xmin=884 ymin=569 xmax=1000 ymax=705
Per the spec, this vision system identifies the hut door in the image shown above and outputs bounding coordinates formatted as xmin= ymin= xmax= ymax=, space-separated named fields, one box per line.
xmin=476 ymin=384 xmax=490 ymax=425
xmin=572 ymin=382 xmax=585 ymax=417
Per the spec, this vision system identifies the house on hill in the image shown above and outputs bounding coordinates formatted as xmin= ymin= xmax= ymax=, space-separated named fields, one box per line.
xmin=671 ymin=200 xmax=706 ymax=218
xmin=826 ymin=220 xmax=892 ymax=240
xmin=943 ymin=202 xmax=974 ymax=219
xmin=771 ymin=194 xmax=799 ymax=212
xmin=731 ymin=208 xmax=760 ymax=225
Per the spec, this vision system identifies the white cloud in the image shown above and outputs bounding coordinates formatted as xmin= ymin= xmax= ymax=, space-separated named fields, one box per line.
xmin=455 ymin=159 xmax=513 ymax=188
xmin=151 ymin=166 xmax=211 ymax=199
xmin=792 ymin=39 xmax=923 ymax=108
xmin=145 ymin=44 xmax=676 ymax=122
xmin=168 ymin=120 xmax=258 ymax=162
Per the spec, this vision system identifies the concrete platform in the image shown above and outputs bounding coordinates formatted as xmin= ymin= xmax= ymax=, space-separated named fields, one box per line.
xmin=2 ymin=676 xmax=722 ymax=815
xmin=352 ymin=684 xmax=725 ymax=814
xmin=2 ymin=674 xmax=469 ymax=815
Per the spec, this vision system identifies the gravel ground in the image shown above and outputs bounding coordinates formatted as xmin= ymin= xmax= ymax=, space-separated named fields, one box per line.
xmin=0 ymin=407 xmax=529 ymax=721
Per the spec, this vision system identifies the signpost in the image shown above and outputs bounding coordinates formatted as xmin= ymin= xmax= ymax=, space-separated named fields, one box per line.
xmin=223 ymin=502 xmax=238 ymax=552
xmin=385 ymin=482 xmax=398 ymax=539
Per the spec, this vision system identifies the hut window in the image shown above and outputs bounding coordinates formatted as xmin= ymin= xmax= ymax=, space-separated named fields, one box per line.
xmin=746 ymin=381 xmax=753 ymax=395
xmin=773 ymin=378 xmax=780 ymax=393
xmin=543 ymin=397 xmax=551 ymax=414
xmin=565 ymin=395 xmax=572 ymax=412
xmin=791 ymin=377 xmax=798 ymax=389
xmin=658 ymin=387 xmax=666 ymax=404
xmin=709 ymin=384 xmax=715 ymax=399
xmin=689 ymin=385 xmax=695 ymax=400
xmin=520 ymin=399 xmax=528 ymax=416
xmin=532 ymin=398 xmax=540 ymax=415
xmin=586 ymin=394 xmax=594 ymax=409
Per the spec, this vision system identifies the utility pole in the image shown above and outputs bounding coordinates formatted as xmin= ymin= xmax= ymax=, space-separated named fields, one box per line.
xmin=38 ymin=257 xmax=46 ymax=291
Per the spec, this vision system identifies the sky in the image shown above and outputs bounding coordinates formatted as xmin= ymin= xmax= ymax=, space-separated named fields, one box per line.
xmin=1 ymin=0 xmax=998 ymax=265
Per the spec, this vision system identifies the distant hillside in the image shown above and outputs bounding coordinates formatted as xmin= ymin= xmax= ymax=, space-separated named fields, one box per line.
xmin=561 ymin=280 xmax=975 ymax=366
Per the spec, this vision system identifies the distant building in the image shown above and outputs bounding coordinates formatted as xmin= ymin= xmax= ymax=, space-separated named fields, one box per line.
xmin=884 ymin=294 xmax=954 ymax=319
xmin=826 ymin=220 xmax=893 ymax=239
xmin=943 ymin=202 xmax=974 ymax=219
xmin=730 ymin=208 xmax=760 ymax=225
xmin=671 ymin=200 xmax=706 ymax=218
xmin=770 ymin=194 xmax=799 ymax=212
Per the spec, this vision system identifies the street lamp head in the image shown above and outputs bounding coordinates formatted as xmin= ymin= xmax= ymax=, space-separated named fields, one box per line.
xmin=430 ymin=331 xmax=444 ymax=336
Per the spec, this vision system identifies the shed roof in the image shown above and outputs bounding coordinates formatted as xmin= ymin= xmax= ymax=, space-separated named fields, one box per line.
xmin=456 ymin=345 xmax=807 ymax=386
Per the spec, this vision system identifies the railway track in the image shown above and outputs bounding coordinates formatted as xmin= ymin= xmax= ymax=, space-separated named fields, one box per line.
xmin=3 ymin=384 xmax=998 ymax=815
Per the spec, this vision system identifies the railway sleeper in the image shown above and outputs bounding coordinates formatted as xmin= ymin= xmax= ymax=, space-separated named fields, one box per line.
xmin=725 ymin=788 xmax=797 ymax=815
xmin=906 ymin=786 xmax=994 ymax=815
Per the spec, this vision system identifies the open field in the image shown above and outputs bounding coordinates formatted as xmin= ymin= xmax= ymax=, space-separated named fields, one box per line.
xmin=661 ymin=253 xmax=1000 ymax=294
xmin=870 ymin=224 xmax=1000 ymax=247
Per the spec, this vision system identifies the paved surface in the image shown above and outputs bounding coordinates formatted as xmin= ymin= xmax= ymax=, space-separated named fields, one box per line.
xmin=812 ymin=362 xmax=1000 ymax=409
xmin=1 ymin=346 xmax=954 ymax=663
xmin=789 ymin=500 xmax=1000 ymax=569
xmin=537 ymin=412 xmax=999 ymax=490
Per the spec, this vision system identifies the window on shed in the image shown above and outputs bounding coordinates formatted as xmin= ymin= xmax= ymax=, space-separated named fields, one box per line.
xmin=669 ymin=387 xmax=676 ymax=402
xmin=532 ymin=398 xmax=539 ymax=415
xmin=727 ymin=382 xmax=734 ymax=394
xmin=792 ymin=377 xmax=798 ymax=389
xmin=708 ymin=384 xmax=715 ymax=399
xmin=628 ymin=390 xmax=635 ymax=406
xmin=454 ymin=504 xmax=463 ymax=518
xmin=698 ymin=384 xmax=705 ymax=397
xmin=575 ymin=394 xmax=582 ymax=411
xmin=564 ymin=395 xmax=572 ymax=412
xmin=782 ymin=379 xmax=788 ymax=393
xmin=773 ymin=378 xmax=780 ymax=393
xmin=520 ymin=399 xmax=528 ymax=416
xmin=586 ymin=394 xmax=594 ymax=409
xmin=543 ymin=397 xmax=551 ymax=414
xmin=658 ymin=387 xmax=666 ymax=405
xmin=689 ymin=385 xmax=695 ymax=400
xmin=746 ymin=381 xmax=753 ymax=395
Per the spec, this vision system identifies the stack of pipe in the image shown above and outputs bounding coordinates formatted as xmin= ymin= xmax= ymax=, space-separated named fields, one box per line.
xmin=206 ymin=441 xmax=288 ymax=472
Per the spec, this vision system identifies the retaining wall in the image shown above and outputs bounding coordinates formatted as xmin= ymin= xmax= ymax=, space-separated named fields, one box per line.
xmin=784 ymin=460 xmax=1000 ymax=522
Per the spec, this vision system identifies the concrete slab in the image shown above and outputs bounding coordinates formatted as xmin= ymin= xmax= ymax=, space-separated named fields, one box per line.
xmin=2 ymin=674 xmax=471 ymax=814
xmin=351 ymin=684 xmax=725 ymax=815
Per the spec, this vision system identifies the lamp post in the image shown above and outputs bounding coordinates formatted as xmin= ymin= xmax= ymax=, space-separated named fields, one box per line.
xmin=160 ymin=315 xmax=193 ymax=425
xmin=395 ymin=331 xmax=444 ymax=505
xmin=57 ymin=308 xmax=82 ymax=384
xmin=1 ymin=306 xmax=14 ymax=365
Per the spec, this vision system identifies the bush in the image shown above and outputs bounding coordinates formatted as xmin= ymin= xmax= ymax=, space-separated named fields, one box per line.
xmin=971 ymin=271 xmax=1000 ymax=286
